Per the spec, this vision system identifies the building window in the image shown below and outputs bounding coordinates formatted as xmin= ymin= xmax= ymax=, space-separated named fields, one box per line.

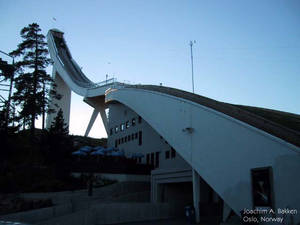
xmin=121 ymin=137 xmax=124 ymax=143
xmin=125 ymin=136 xmax=127 ymax=143
xmin=135 ymin=132 xmax=138 ymax=139
xmin=115 ymin=126 xmax=119 ymax=133
xmin=126 ymin=121 xmax=130 ymax=129
xmin=110 ymin=128 xmax=113 ymax=136
xmin=155 ymin=152 xmax=160 ymax=168
xmin=171 ymin=147 xmax=176 ymax=158
xmin=115 ymin=140 xmax=118 ymax=148
xmin=251 ymin=167 xmax=274 ymax=208
xmin=120 ymin=123 xmax=125 ymax=131
xmin=138 ymin=116 xmax=142 ymax=123
xmin=128 ymin=135 xmax=131 ymax=141
xmin=118 ymin=139 xmax=120 ymax=145
xmin=146 ymin=154 xmax=150 ymax=164
xmin=132 ymin=118 xmax=136 ymax=126
xmin=138 ymin=131 xmax=142 ymax=146
xmin=150 ymin=153 xmax=154 ymax=166
xmin=165 ymin=151 xmax=170 ymax=159
xmin=131 ymin=133 xmax=134 ymax=140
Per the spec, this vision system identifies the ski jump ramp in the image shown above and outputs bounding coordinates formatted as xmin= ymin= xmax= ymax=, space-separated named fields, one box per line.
xmin=47 ymin=29 xmax=300 ymax=223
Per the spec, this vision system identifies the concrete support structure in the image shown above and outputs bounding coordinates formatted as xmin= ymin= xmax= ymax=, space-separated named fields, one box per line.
xmin=98 ymin=103 xmax=108 ymax=132
xmin=85 ymin=108 xmax=99 ymax=136
xmin=192 ymin=169 xmax=200 ymax=223
xmin=46 ymin=69 xmax=71 ymax=129
xmin=84 ymin=98 xmax=108 ymax=136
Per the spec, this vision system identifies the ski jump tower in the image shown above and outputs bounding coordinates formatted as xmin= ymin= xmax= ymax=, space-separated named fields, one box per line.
xmin=46 ymin=29 xmax=300 ymax=224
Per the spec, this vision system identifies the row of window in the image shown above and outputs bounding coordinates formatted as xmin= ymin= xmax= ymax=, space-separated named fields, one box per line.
xmin=144 ymin=148 xmax=176 ymax=169
xmin=114 ymin=131 xmax=143 ymax=147
xmin=165 ymin=148 xmax=176 ymax=159
xmin=146 ymin=152 xmax=160 ymax=168
xmin=110 ymin=116 xmax=142 ymax=136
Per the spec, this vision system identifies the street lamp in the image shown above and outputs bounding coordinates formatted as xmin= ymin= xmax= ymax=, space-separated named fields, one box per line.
xmin=0 ymin=50 xmax=15 ymax=129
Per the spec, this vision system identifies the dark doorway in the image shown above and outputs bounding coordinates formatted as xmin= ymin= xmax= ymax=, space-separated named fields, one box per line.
xmin=251 ymin=167 xmax=274 ymax=208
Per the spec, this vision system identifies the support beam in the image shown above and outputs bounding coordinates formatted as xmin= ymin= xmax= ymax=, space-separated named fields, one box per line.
xmin=193 ymin=169 xmax=201 ymax=223
xmin=99 ymin=106 xmax=108 ymax=133
xmin=85 ymin=108 xmax=99 ymax=137
xmin=84 ymin=97 xmax=109 ymax=136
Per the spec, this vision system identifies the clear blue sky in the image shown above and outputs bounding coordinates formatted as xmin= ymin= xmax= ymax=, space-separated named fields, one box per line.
xmin=1 ymin=0 xmax=299 ymax=138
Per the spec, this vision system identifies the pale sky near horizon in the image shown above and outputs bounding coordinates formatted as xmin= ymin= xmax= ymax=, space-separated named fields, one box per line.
xmin=0 ymin=0 xmax=299 ymax=139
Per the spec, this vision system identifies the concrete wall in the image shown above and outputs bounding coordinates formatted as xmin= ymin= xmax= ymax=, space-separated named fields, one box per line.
xmin=106 ymin=87 xmax=300 ymax=222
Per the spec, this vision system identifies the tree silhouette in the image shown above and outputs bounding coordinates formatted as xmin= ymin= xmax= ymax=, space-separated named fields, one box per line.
xmin=10 ymin=23 xmax=60 ymax=136
xmin=49 ymin=108 xmax=68 ymax=136
xmin=46 ymin=108 xmax=73 ymax=179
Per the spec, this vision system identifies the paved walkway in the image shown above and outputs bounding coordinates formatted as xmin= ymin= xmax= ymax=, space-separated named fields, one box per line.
xmin=115 ymin=219 xmax=189 ymax=225
xmin=115 ymin=218 xmax=217 ymax=225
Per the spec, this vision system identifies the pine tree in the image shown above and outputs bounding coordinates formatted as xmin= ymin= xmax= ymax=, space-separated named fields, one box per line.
xmin=46 ymin=108 xmax=73 ymax=177
xmin=49 ymin=108 xmax=69 ymax=136
xmin=10 ymin=23 xmax=59 ymax=136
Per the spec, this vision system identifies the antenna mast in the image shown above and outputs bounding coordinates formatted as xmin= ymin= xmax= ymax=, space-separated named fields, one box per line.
xmin=190 ymin=40 xmax=196 ymax=93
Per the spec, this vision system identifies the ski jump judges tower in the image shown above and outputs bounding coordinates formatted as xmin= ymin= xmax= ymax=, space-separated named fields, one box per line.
xmin=46 ymin=29 xmax=300 ymax=223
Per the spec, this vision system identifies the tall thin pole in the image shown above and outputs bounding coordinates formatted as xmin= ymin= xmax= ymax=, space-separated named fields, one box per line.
xmin=42 ymin=81 xmax=45 ymax=130
xmin=6 ymin=57 xmax=14 ymax=128
xmin=190 ymin=41 xmax=195 ymax=93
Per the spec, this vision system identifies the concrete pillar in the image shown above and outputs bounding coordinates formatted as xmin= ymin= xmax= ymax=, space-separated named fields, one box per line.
xmin=98 ymin=105 xmax=108 ymax=133
xmin=192 ymin=169 xmax=200 ymax=223
xmin=151 ymin=179 xmax=163 ymax=203
xmin=46 ymin=69 xmax=71 ymax=129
